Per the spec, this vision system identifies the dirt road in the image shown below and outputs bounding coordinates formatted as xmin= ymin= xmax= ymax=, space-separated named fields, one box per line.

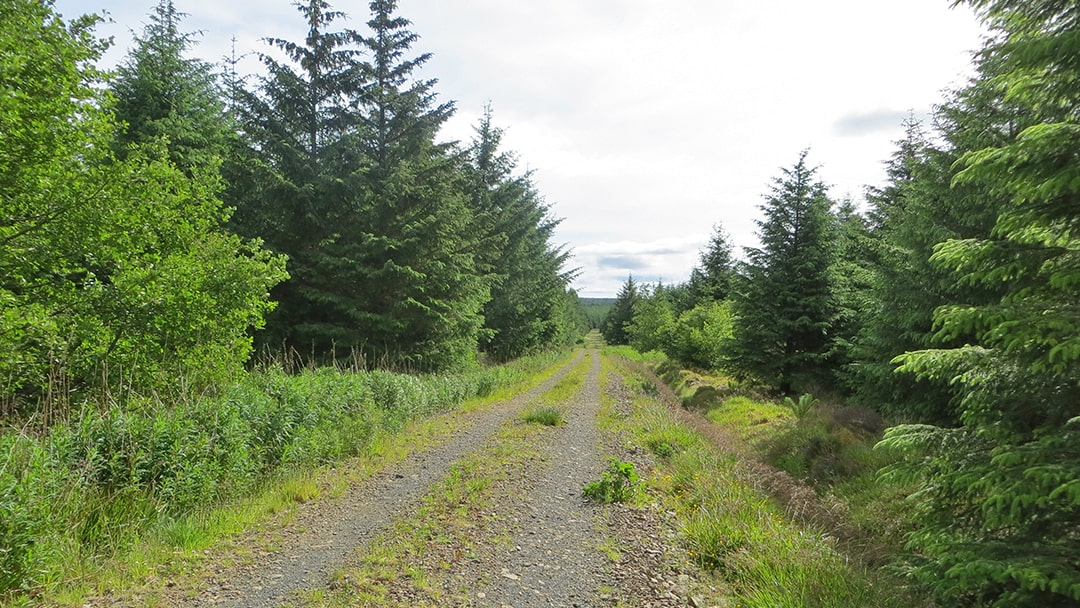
xmin=146 ymin=348 xmax=703 ymax=607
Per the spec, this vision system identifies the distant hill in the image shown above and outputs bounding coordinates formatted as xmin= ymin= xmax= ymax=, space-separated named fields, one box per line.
xmin=580 ymin=297 xmax=616 ymax=330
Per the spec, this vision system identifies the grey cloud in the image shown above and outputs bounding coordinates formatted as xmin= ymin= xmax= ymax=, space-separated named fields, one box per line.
xmin=833 ymin=109 xmax=910 ymax=137
xmin=597 ymin=255 xmax=650 ymax=271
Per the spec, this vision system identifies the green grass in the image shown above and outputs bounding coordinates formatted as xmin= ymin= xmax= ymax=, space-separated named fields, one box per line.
xmin=601 ymin=352 xmax=919 ymax=608
xmin=309 ymin=398 xmax=557 ymax=607
xmin=704 ymin=395 xmax=793 ymax=445
xmin=520 ymin=406 xmax=563 ymax=426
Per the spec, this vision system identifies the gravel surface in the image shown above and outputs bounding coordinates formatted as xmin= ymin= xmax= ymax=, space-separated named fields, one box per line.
xmin=179 ymin=350 xmax=586 ymax=608
xmin=477 ymin=351 xmax=607 ymax=607
xmin=79 ymin=348 xmax=878 ymax=608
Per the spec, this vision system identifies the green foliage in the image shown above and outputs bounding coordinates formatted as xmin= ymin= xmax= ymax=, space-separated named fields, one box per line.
xmin=601 ymin=275 xmax=640 ymax=345
xmin=625 ymin=284 xmax=676 ymax=354
xmin=0 ymin=0 xmax=286 ymax=413
xmin=110 ymin=0 xmax=230 ymax=176
xmin=583 ymin=458 xmax=641 ymax=503
xmin=580 ymin=298 xmax=615 ymax=331
xmin=731 ymin=150 xmax=838 ymax=393
xmin=764 ymin=405 xmax=887 ymax=483
xmin=846 ymin=93 xmax=1013 ymax=425
xmin=625 ymin=285 xmax=734 ymax=371
xmin=783 ymin=393 xmax=819 ymax=419
xmin=464 ymin=107 xmax=582 ymax=361
xmin=229 ymin=0 xmax=490 ymax=371
xmin=0 ymin=358 xmax=535 ymax=595
xmin=666 ymin=300 xmax=734 ymax=370
xmin=877 ymin=3 xmax=1080 ymax=604
xmin=688 ymin=223 xmax=736 ymax=301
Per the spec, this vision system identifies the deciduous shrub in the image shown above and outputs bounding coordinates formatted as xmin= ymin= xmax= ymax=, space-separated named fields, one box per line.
xmin=583 ymin=458 xmax=641 ymax=503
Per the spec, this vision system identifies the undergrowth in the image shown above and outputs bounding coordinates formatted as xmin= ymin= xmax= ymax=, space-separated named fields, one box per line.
xmin=603 ymin=354 xmax=919 ymax=608
xmin=520 ymin=406 xmax=563 ymax=426
xmin=583 ymin=458 xmax=642 ymax=503
xmin=0 ymin=349 xmax=567 ymax=603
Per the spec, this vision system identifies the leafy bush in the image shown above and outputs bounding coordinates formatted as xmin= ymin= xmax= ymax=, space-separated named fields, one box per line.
xmin=583 ymin=458 xmax=641 ymax=503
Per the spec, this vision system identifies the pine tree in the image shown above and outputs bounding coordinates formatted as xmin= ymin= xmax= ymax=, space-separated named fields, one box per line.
xmin=731 ymin=151 xmax=836 ymax=393
xmin=688 ymin=223 xmax=735 ymax=301
xmin=110 ymin=0 xmax=229 ymax=176
xmin=848 ymin=50 xmax=1028 ymax=423
xmin=463 ymin=107 xmax=577 ymax=361
xmin=602 ymin=275 xmax=639 ymax=346
xmin=321 ymin=0 xmax=486 ymax=370
xmin=226 ymin=0 xmax=366 ymax=354
xmin=826 ymin=199 xmax=874 ymax=382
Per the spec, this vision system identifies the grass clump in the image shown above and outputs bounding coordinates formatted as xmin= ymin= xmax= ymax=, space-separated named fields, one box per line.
xmin=520 ymin=406 xmax=563 ymax=426
xmin=763 ymin=405 xmax=888 ymax=483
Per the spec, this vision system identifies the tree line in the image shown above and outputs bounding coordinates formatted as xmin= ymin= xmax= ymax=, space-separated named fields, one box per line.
xmin=602 ymin=1 xmax=1079 ymax=605
xmin=0 ymin=0 xmax=587 ymax=418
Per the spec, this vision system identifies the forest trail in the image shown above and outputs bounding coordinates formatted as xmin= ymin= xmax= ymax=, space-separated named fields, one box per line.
xmin=137 ymin=347 xmax=702 ymax=608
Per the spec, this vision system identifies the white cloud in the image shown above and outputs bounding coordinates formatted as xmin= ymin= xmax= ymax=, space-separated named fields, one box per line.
xmin=53 ymin=0 xmax=987 ymax=296
xmin=572 ymin=235 xmax=709 ymax=297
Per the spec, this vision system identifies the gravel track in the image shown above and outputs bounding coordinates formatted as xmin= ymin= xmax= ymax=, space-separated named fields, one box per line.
xmin=181 ymin=350 xmax=586 ymax=608
xmin=477 ymin=350 xmax=607 ymax=607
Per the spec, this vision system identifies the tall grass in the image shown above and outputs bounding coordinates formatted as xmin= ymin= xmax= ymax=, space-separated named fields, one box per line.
xmin=0 ymin=351 xmax=561 ymax=600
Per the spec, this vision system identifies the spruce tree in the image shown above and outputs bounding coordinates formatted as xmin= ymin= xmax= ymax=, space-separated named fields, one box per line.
xmin=731 ymin=151 xmax=836 ymax=393
xmin=463 ymin=107 xmax=577 ymax=361
xmin=882 ymin=2 xmax=1080 ymax=604
xmin=327 ymin=0 xmax=486 ymax=370
xmin=602 ymin=275 xmax=639 ymax=346
xmin=848 ymin=49 xmax=1028 ymax=423
xmin=226 ymin=0 xmax=366 ymax=354
xmin=688 ymin=223 xmax=735 ymax=302
xmin=110 ymin=0 xmax=229 ymax=176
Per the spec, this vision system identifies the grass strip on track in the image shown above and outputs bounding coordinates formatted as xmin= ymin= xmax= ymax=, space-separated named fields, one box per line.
xmin=298 ymin=353 xmax=594 ymax=607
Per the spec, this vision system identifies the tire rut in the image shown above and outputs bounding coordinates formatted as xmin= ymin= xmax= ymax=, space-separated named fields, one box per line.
xmin=478 ymin=349 xmax=608 ymax=607
xmin=184 ymin=350 xmax=586 ymax=608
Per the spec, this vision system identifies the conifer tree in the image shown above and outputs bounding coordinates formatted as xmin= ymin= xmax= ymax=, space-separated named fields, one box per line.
xmin=731 ymin=151 xmax=836 ymax=393
xmin=226 ymin=0 xmax=366 ymax=354
xmin=848 ymin=50 xmax=1027 ymax=423
xmin=881 ymin=2 xmax=1080 ymax=603
xmin=325 ymin=0 xmax=487 ymax=370
xmin=688 ymin=223 xmax=735 ymax=301
xmin=110 ymin=0 xmax=229 ymax=176
xmin=463 ymin=107 xmax=577 ymax=361
xmin=602 ymin=275 xmax=639 ymax=346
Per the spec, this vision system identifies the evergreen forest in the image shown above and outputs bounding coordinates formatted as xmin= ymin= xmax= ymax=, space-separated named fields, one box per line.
xmin=1 ymin=0 xmax=1078 ymax=606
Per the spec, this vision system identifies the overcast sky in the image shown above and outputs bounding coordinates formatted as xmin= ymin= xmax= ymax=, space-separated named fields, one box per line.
xmin=55 ymin=0 xmax=988 ymax=297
